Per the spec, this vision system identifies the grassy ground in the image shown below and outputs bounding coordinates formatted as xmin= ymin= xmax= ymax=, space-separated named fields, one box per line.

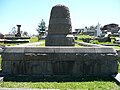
xmin=0 ymin=42 xmax=17 ymax=46
xmin=76 ymin=35 xmax=93 ymax=39
xmin=29 ymin=36 xmax=38 ymax=43
xmin=39 ymin=40 xmax=45 ymax=46
xmin=75 ymin=35 xmax=120 ymax=50
xmin=0 ymin=81 xmax=119 ymax=89
xmin=118 ymin=56 xmax=120 ymax=73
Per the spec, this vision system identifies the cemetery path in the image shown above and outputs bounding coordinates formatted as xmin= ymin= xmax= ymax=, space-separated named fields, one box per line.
xmin=11 ymin=41 xmax=44 ymax=47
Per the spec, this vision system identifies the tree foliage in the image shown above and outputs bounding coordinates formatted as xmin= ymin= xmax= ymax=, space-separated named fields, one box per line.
xmin=36 ymin=19 xmax=47 ymax=36
xmin=9 ymin=27 xmax=17 ymax=35
xmin=22 ymin=31 xmax=28 ymax=36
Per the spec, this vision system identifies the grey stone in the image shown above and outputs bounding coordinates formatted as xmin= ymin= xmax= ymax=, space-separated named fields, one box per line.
xmin=113 ymin=73 xmax=120 ymax=83
xmin=1 ymin=46 xmax=118 ymax=76
xmin=15 ymin=25 xmax=21 ymax=37
xmin=45 ymin=4 xmax=74 ymax=46
xmin=1 ymin=5 xmax=119 ymax=78
xmin=0 ymin=77 xmax=4 ymax=82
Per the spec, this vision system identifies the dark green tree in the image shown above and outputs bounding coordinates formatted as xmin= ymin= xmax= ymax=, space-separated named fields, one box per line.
xmin=9 ymin=27 xmax=17 ymax=35
xmin=36 ymin=19 xmax=47 ymax=36
xmin=23 ymin=31 xmax=28 ymax=36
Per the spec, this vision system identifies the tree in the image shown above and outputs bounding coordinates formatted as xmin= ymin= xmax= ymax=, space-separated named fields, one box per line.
xmin=9 ymin=27 xmax=17 ymax=35
xmin=22 ymin=31 xmax=28 ymax=36
xmin=36 ymin=19 xmax=47 ymax=36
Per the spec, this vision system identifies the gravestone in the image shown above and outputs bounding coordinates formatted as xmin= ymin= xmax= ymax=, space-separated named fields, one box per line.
xmin=1 ymin=4 xmax=118 ymax=78
xmin=15 ymin=25 xmax=21 ymax=37
xmin=4 ymin=25 xmax=30 ymax=43
xmin=96 ymin=23 xmax=102 ymax=37
xmin=45 ymin=5 xmax=74 ymax=46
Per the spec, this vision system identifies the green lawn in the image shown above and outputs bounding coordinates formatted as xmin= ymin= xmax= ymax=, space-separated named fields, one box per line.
xmin=118 ymin=56 xmax=120 ymax=73
xmin=76 ymin=35 xmax=93 ymax=39
xmin=0 ymin=42 xmax=17 ymax=46
xmin=0 ymin=81 xmax=119 ymax=89
xmin=30 ymin=36 xmax=38 ymax=43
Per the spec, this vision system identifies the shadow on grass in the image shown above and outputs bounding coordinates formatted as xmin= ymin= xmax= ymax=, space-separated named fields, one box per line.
xmin=2 ymin=75 xmax=115 ymax=82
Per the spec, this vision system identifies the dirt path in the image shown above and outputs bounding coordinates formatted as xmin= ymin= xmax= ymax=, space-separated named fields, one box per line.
xmin=11 ymin=42 xmax=44 ymax=47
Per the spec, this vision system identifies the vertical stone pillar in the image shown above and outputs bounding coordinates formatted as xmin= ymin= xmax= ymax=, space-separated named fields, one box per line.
xmin=45 ymin=5 xmax=74 ymax=46
xmin=16 ymin=25 xmax=21 ymax=37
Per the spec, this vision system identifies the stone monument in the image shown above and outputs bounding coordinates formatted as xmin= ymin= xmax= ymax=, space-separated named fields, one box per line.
xmin=95 ymin=23 xmax=102 ymax=37
xmin=15 ymin=25 xmax=21 ymax=37
xmin=45 ymin=5 xmax=74 ymax=46
xmin=1 ymin=5 xmax=118 ymax=78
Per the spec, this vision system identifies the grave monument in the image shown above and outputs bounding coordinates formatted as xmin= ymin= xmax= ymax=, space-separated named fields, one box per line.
xmin=1 ymin=5 xmax=118 ymax=77
xmin=96 ymin=23 xmax=102 ymax=37
xmin=45 ymin=5 xmax=74 ymax=46
xmin=15 ymin=25 xmax=21 ymax=37
xmin=4 ymin=25 xmax=30 ymax=43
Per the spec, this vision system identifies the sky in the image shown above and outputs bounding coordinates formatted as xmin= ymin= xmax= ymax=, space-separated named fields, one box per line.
xmin=0 ymin=0 xmax=120 ymax=35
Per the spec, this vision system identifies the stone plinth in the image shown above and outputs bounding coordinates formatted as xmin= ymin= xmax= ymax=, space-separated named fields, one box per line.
xmin=45 ymin=35 xmax=74 ymax=46
xmin=45 ymin=5 xmax=74 ymax=46
xmin=2 ymin=47 xmax=118 ymax=76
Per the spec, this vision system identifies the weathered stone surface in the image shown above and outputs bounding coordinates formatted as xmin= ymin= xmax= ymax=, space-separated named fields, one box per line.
xmin=45 ymin=35 xmax=74 ymax=46
xmin=48 ymin=5 xmax=72 ymax=34
xmin=45 ymin=5 xmax=74 ymax=46
xmin=2 ymin=46 xmax=118 ymax=76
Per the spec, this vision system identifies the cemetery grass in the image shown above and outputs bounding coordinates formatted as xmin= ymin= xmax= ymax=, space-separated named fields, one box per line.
xmin=76 ymin=35 xmax=93 ymax=39
xmin=0 ymin=80 xmax=119 ymax=89
xmin=76 ymin=35 xmax=120 ymax=49
xmin=30 ymin=36 xmax=38 ymax=43
xmin=0 ymin=42 xmax=17 ymax=46
xmin=0 ymin=57 xmax=120 ymax=89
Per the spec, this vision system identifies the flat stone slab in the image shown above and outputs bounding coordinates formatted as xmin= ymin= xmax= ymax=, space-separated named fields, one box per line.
xmin=2 ymin=46 xmax=118 ymax=76
xmin=4 ymin=46 xmax=117 ymax=54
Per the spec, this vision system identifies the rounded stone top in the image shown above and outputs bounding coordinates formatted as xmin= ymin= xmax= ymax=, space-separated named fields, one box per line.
xmin=53 ymin=4 xmax=69 ymax=10
xmin=17 ymin=25 xmax=21 ymax=27
xmin=50 ymin=4 xmax=70 ymax=18
xmin=48 ymin=4 xmax=72 ymax=35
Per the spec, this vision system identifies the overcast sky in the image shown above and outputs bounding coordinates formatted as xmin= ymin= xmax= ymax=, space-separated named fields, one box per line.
xmin=0 ymin=0 xmax=120 ymax=34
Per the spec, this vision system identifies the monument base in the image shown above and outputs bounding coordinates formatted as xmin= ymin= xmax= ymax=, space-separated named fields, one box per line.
xmin=45 ymin=35 xmax=74 ymax=46
xmin=1 ymin=46 xmax=118 ymax=77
